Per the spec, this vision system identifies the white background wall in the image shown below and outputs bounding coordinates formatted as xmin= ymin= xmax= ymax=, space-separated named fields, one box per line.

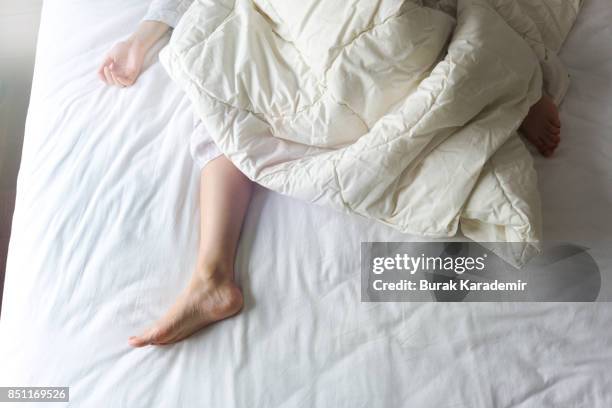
xmin=0 ymin=0 xmax=43 ymax=189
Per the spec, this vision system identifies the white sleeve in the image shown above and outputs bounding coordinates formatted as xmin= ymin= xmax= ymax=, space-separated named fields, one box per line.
xmin=142 ymin=0 xmax=193 ymax=28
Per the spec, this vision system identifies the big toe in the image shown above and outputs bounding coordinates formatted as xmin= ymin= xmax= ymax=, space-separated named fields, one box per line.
xmin=129 ymin=325 xmax=170 ymax=347
xmin=128 ymin=334 xmax=151 ymax=348
xmin=538 ymin=145 xmax=553 ymax=157
xmin=532 ymin=136 xmax=552 ymax=156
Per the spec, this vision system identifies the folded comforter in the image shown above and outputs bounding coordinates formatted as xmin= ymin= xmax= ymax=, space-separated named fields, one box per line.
xmin=161 ymin=0 xmax=581 ymax=265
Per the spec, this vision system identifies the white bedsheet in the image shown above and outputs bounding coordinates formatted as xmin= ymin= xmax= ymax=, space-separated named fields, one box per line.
xmin=1 ymin=0 xmax=611 ymax=406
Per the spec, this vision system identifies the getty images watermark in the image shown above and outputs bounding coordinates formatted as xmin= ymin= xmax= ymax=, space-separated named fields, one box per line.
xmin=361 ymin=242 xmax=602 ymax=302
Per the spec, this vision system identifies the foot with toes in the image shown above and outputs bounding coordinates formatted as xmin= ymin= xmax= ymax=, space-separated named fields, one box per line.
xmin=520 ymin=94 xmax=561 ymax=157
xmin=129 ymin=265 xmax=243 ymax=347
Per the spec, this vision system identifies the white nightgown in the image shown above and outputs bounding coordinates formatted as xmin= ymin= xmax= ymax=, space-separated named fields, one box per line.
xmin=144 ymin=0 xmax=223 ymax=169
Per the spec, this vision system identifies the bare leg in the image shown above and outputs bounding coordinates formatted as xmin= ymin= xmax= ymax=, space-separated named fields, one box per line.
xmin=520 ymin=94 xmax=562 ymax=157
xmin=129 ymin=156 xmax=253 ymax=347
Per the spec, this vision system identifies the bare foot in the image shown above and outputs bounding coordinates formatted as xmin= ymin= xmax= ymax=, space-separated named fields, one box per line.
xmin=128 ymin=267 xmax=243 ymax=347
xmin=520 ymin=94 xmax=561 ymax=157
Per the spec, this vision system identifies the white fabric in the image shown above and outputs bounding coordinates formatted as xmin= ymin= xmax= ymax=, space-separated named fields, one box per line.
xmin=190 ymin=118 xmax=222 ymax=169
xmin=161 ymin=0 xmax=581 ymax=266
xmin=1 ymin=0 xmax=612 ymax=406
xmin=143 ymin=0 xmax=192 ymax=28
xmin=143 ymin=0 xmax=222 ymax=168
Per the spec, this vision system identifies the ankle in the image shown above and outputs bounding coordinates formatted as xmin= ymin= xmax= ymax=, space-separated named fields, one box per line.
xmin=195 ymin=257 xmax=234 ymax=284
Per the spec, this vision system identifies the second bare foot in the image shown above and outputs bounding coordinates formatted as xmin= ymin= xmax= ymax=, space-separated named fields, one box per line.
xmin=520 ymin=94 xmax=562 ymax=157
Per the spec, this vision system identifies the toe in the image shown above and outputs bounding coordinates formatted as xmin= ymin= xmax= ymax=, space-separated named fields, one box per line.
xmin=530 ymin=135 xmax=544 ymax=149
xmin=539 ymin=144 xmax=554 ymax=157
xmin=551 ymin=139 xmax=560 ymax=150
xmin=548 ymin=131 xmax=561 ymax=148
xmin=533 ymin=137 xmax=552 ymax=157
xmin=550 ymin=115 xmax=561 ymax=128
xmin=128 ymin=335 xmax=149 ymax=348
xmin=540 ymin=135 xmax=557 ymax=149
xmin=129 ymin=325 xmax=166 ymax=347
xmin=548 ymin=125 xmax=561 ymax=136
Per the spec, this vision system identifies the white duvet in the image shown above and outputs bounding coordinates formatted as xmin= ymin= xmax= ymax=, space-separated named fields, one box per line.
xmin=161 ymin=0 xmax=582 ymax=265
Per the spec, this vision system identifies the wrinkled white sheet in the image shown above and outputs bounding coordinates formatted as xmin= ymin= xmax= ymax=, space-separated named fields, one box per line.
xmin=1 ymin=0 xmax=611 ymax=406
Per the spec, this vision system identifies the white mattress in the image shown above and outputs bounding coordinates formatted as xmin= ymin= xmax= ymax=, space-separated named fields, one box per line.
xmin=1 ymin=0 xmax=611 ymax=406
